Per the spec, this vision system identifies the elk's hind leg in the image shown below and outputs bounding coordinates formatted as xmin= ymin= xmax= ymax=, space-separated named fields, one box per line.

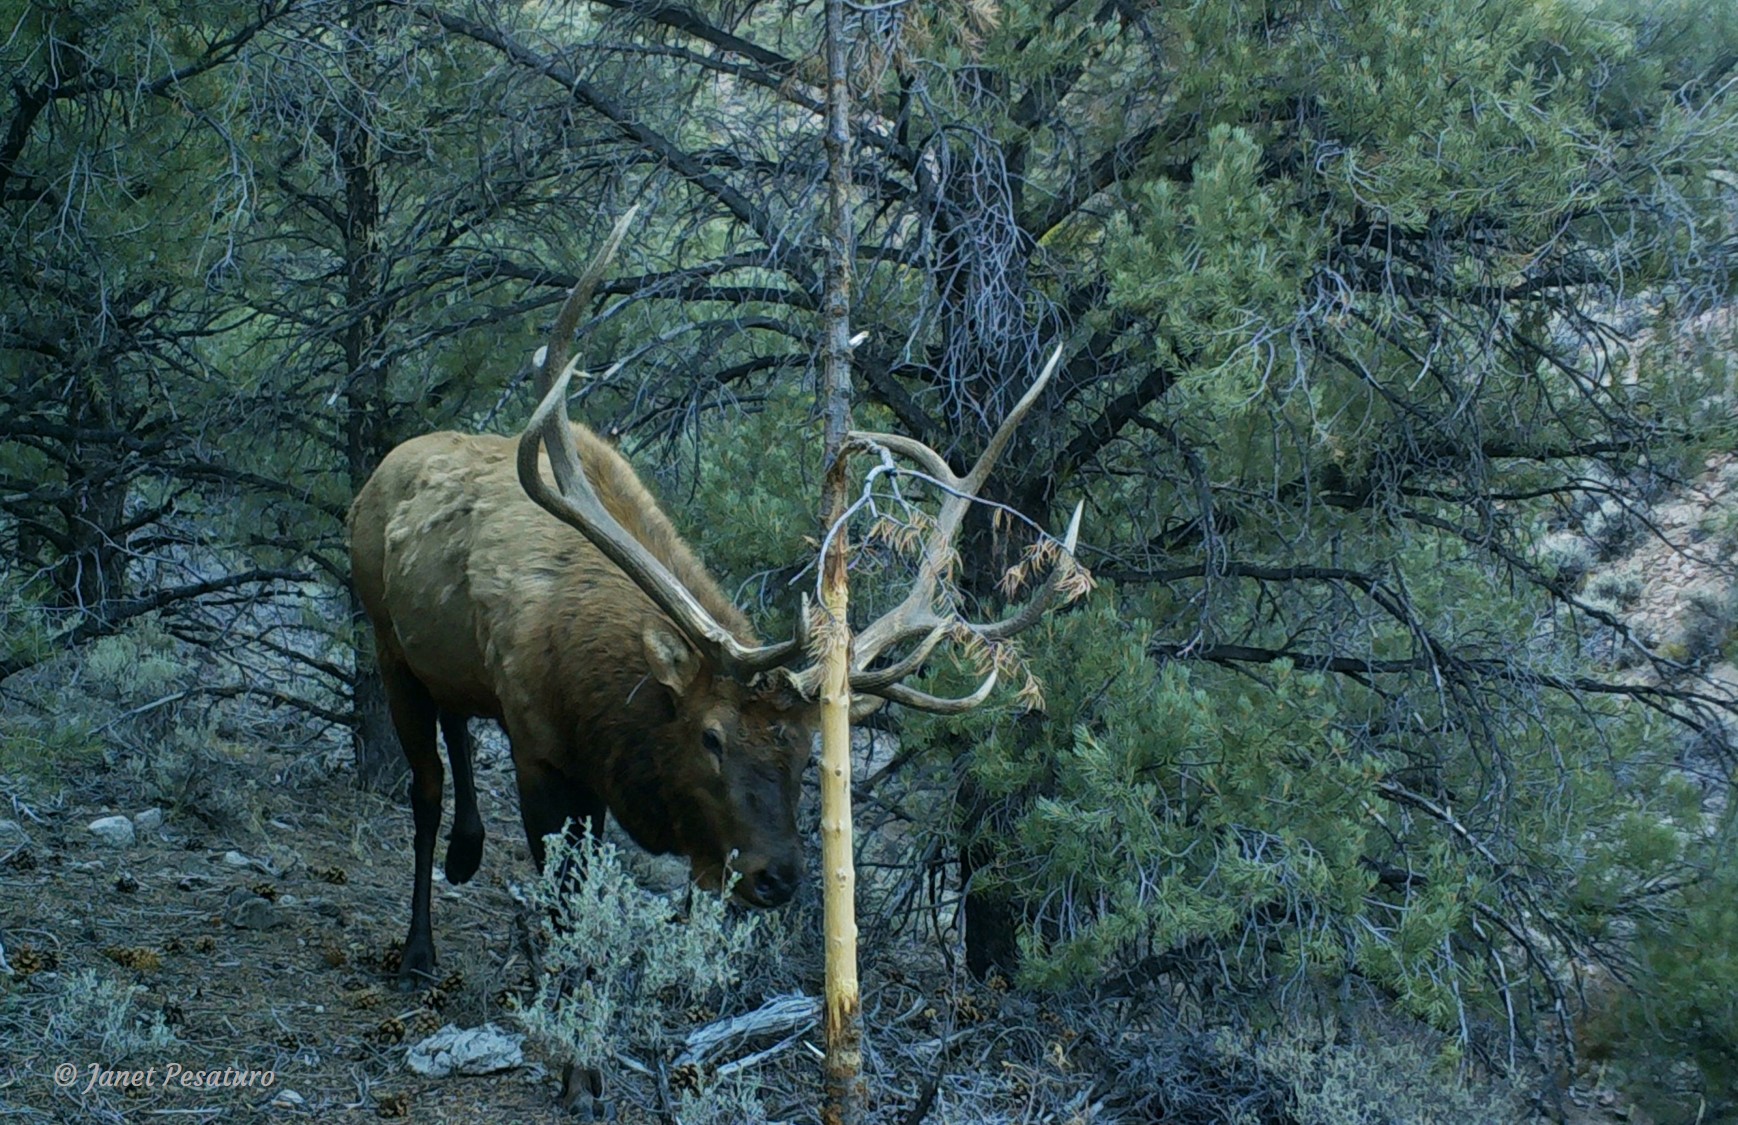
xmin=382 ymin=658 xmax=443 ymax=986
xmin=439 ymin=710 xmax=484 ymax=884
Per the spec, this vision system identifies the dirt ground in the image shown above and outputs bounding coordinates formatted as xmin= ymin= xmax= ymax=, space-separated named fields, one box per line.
xmin=0 ymin=734 xmax=795 ymax=1123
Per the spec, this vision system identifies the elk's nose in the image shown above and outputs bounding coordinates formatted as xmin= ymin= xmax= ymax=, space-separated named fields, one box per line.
xmin=752 ymin=863 xmax=799 ymax=906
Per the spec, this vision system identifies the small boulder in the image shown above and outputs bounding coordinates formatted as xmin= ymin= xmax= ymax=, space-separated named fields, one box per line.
xmin=132 ymin=808 xmax=165 ymax=832
xmin=88 ymin=816 xmax=136 ymax=848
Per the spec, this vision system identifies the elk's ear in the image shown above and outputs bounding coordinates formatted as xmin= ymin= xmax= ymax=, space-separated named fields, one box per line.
xmin=642 ymin=620 xmax=701 ymax=697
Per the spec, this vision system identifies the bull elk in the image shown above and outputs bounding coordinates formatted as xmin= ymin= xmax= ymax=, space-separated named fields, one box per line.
xmin=346 ymin=212 xmax=1080 ymax=1001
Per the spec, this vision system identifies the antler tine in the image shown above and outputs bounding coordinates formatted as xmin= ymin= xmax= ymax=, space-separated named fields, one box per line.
xmin=849 ymin=344 xmax=1066 ymax=673
xmin=519 ymin=373 xmax=807 ymax=678
xmin=517 ymin=207 xmax=807 ymax=680
xmin=845 ymin=501 xmax=1082 ymax=709
xmin=961 ymin=342 xmax=1063 ymax=493
xmin=860 ymin=666 xmax=999 ymax=715
xmin=849 ymin=622 xmax=947 ymax=692
xmin=851 ymin=432 xmax=961 ymax=489
xmin=975 ymin=500 xmax=1084 ymax=642
xmin=534 ymin=204 xmax=639 ymax=409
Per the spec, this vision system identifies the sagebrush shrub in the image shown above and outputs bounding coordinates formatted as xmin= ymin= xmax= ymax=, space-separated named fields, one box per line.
xmin=515 ymin=827 xmax=781 ymax=1115
xmin=46 ymin=970 xmax=178 ymax=1058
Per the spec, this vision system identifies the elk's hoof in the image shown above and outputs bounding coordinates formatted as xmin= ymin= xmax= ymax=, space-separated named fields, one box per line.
xmin=444 ymin=826 xmax=484 ymax=885
xmin=398 ymin=938 xmax=436 ymax=991
xmin=559 ymin=1060 xmax=608 ymax=1119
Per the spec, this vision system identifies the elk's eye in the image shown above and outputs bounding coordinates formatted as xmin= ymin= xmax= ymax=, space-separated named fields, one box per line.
xmin=702 ymin=730 xmax=725 ymax=760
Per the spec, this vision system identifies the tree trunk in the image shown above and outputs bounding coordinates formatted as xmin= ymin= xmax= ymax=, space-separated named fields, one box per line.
xmin=957 ymin=767 xmax=1024 ymax=980
xmin=51 ymin=469 xmax=129 ymax=614
xmin=48 ymin=365 xmax=132 ymax=615
xmin=337 ymin=0 xmax=402 ymax=789
xmin=957 ymin=687 xmax=1052 ymax=981
xmin=955 ymin=485 xmax=1054 ymax=981
xmin=819 ymin=0 xmax=863 ymax=1119
xmin=349 ymin=637 xmax=403 ymax=789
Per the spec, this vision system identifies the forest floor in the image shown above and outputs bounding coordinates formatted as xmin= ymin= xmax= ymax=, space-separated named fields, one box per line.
xmin=0 ymin=732 xmax=1665 ymax=1125
xmin=0 ymin=726 xmax=1061 ymax=1124
xmin=0 ymin=733 xmax=629 ymax=1122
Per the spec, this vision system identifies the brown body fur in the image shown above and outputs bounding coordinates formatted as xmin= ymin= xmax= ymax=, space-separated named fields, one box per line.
xmin=348 ymin=423 xmax=810 ymax=983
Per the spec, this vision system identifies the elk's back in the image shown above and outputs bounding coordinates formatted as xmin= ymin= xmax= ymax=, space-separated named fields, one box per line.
xmin=348 ymin=426 xmax=753 ymax=723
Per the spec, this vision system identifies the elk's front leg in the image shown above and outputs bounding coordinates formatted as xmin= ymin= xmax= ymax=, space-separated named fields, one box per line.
xmin=511 ymin=746 xmax=610 ymax=1118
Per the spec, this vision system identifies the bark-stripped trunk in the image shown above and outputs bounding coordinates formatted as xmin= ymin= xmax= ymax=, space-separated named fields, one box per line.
xmin=819 ymin=0 xmax=863 ymax=1119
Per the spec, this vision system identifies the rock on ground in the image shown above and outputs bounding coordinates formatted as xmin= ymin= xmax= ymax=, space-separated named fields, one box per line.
xmin=88 ymin=816 xmax=135 ymax=847
xmin=404 ymin=1023 xmax=525 ymax=1077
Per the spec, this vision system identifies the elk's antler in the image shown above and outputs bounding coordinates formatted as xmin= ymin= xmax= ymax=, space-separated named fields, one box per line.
xmin=822 ymin=344 xmax=1087 ymax=714
xmin=516 ymin=208 xmax=808 ymax=681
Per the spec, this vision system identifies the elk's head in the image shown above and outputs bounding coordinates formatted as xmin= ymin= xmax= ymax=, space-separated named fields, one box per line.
xmin=630 ymin=619 xmax=814 ymax=907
